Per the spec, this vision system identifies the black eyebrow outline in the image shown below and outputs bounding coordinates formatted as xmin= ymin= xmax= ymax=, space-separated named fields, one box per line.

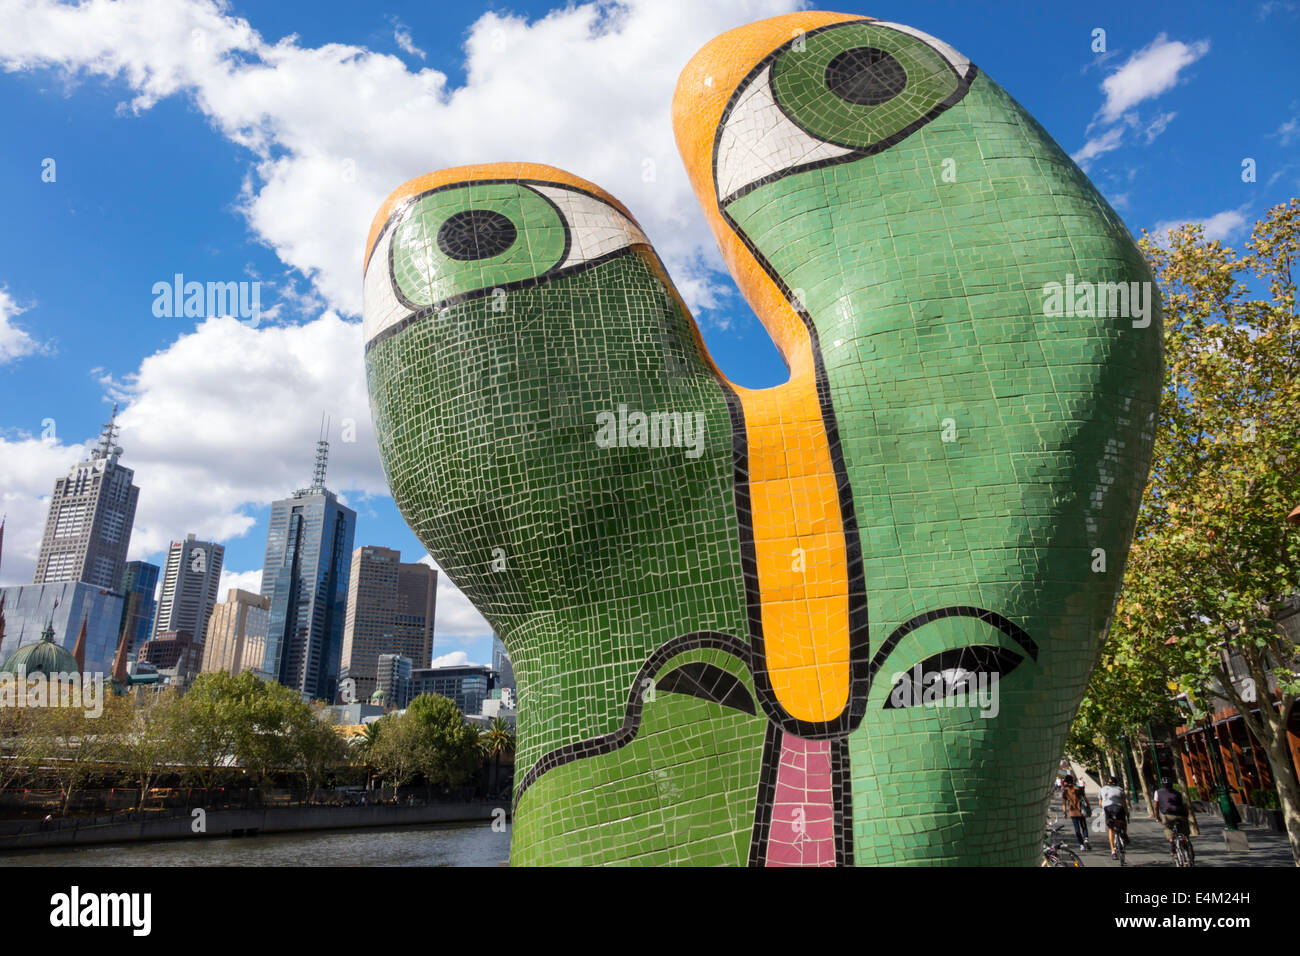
xmin=867 ymin=606 xmax=1039 ymax=685
xmin=712 ymin=19 xmax=978 ymax=206
xmin=364 ymin=178 xmax=649 ymax=353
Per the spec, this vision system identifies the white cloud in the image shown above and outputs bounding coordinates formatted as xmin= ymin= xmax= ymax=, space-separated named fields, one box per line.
xmin=1143 ymin=111 xmax=1176 ymax=144
xmin=0 ymin=435 xmax=92 ymax=584
xmin=1152 ymin=207 xmax=1251 ymax=243
xmin=0 ymin=286 xmax=49 ymax=364
xmin=429 ymin=650 xmax=478 ymax=668
xmin=1072 ymin=125 xmax=1126 ymax=170
xmin=418 ymin=554 xmax=493 ymax=643
xmin=0 ymin=312 xmax=380 ymax=586
xmin=1272 ymin=116 xmax=1298 ymax=147
xmin=0 ymin=0 xmax=801 ymax=320
xmin=392 ymin=23 xmax=425 ymax=60
xmin=1072 ymin=33 xmax=1206 ymax=172
xmin=217 ymin=566 xmax=262 ymax=597
xmin=1098 ymin=34 xmax=1209 ymax=123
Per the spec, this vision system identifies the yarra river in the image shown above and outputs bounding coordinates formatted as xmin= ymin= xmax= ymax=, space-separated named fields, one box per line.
xmin=0 ymin=821 xmax=511 ymax=866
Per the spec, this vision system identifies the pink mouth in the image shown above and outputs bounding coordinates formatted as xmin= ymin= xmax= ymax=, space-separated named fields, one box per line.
xmin=764 ymin=733 xmax=838 ymax=867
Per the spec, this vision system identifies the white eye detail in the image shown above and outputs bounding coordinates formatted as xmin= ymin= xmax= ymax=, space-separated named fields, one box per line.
xmin=871 ymin=22 xmax=970 ymax=76
xmin=714 ymin=64 xmax=854 ymax=205
xmin=530 ymin=185 xmax=649 ymax=269
xmin=363 ymin=219 xmax=414 ymax=348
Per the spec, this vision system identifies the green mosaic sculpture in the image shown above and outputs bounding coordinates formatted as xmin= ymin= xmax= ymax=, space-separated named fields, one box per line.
xmin=362 ymin=12 xmax=1161 ymax=866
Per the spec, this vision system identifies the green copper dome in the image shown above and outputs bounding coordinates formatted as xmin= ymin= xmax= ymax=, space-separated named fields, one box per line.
xmin=2 ymin=624 xmax=80 ymax=676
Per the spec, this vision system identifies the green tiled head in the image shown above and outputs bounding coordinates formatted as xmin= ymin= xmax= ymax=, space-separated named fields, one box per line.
xmin=363 ymin=12 xmax=1161 ymax=866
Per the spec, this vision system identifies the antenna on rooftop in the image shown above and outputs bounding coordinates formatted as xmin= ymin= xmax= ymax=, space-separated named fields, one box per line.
xmin=311 ymin=412 xmax=330 ymax=492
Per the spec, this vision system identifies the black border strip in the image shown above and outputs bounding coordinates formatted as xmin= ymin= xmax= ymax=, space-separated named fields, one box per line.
xmin=746 ymin=722 xmax=783 ymax=867
xmin=512 ymin=631 xmax=752 ymax=811
xmin=831 ymin=734 xmax=854 ymax=866
xmin=867 ymin=605 xmax=1039 ymax=685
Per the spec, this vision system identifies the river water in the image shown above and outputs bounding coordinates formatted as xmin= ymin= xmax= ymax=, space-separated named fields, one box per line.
xmin=0 ymin=821 xmax=511 ymax=867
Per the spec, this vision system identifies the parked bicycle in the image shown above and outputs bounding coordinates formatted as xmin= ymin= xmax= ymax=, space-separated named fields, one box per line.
xmin=1042 ymin=821 xmax=1084 ymax=867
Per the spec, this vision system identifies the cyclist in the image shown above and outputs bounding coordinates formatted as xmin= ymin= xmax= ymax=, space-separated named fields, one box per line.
xmin=1098 ymin=775 xmax=1128 ymax=859
xmin=1152 ymin=777 xmax=1191 ymax=859
xmin=1060 ymin=774 xmax=1090 ymax=851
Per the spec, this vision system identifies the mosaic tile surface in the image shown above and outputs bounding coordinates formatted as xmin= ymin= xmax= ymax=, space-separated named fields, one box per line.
xmin=363 ymin=12 xmax=1161 ymax=866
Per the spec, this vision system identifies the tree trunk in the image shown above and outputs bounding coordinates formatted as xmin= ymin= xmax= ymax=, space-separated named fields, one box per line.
xmin=1263 ymin=734 xmax=1300 ymax=867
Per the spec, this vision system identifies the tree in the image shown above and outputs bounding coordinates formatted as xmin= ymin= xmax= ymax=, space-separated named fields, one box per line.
xmin=115 ymin=688 xmax=182 ymax=811
xmin=1119 ymin=199 xmax=1300 ymax=864
xmin=295 ymin=703 xmax=347 ymax=802
xmin=369 ymin=713 xmax=422 ymax=789
xmin=351 ymin=719 xmax=385 ymax=789
xmin=371 ymin=694 xmax=482 ymax=795
xmin=27 ymin=692 xmax=130 ymax=815
xmin=481 ymin=716 xmax=515 ymax=796
xmin=172 ymin=671 xmax=241 ymax=795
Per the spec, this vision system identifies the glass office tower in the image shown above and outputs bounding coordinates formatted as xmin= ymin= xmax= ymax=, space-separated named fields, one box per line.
xmin=260 ymin=438 xmax=355 ymax=701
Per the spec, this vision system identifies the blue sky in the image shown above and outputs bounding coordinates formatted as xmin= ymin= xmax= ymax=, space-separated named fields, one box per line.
xmin=0 ymin=0 xmax=1297 ymax=670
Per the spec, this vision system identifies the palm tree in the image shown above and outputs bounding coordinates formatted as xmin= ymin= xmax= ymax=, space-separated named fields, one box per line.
xmin=352 ymin=720 xmax=384 ymax=790
xmin=482 ymin=717 xmax=516 ymax=797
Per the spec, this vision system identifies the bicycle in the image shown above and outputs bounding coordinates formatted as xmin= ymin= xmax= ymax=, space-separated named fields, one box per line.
xmin=1112 ymin=822 xmax=1128 ymax=867
xmin=1042 ymin=822 xmax=1084 ymax=867
xmin=1169 ymin=818 xmax=1194 ymax=867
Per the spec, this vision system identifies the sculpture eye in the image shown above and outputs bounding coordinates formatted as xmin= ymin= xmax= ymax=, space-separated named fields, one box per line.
xmin=713 ymin=20 xmax=975 ymax=204
xmin=883 ymin=645 xmax=1023 ymax=709
xmin=363 ymin=180 xmax=649 ymax=350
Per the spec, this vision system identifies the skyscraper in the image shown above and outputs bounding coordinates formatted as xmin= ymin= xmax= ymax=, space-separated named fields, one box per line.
xmin=492 ymin=633 xmax=515 ymax=693
xmin=340 ymin=546 xmax=436 ymax=702
xmin=118 ymin=560 xmax=159 ymax=659
xmin=153 ymin=534 xmax=224 ymax=645
xmin=32 ymin=405 xmax=139 ymax=590
xmin=201 ymin=588 xmax=270 ymax=676
xmin=260 ymin=433 xmax=355 ymax=701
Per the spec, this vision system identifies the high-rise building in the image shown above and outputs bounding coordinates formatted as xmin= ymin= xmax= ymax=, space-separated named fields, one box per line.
xmin=138 ymin=629 xmax=203 ymax=686
xmin=374 ymin=653 xmax=412 ymax=710
xmin=395 ymin=560 xmax=436 ymax=669
xmin=340 ymin=546 xmax=436 ymax=702
xmin=492 ymin=633 xmax=515 ymax=693
xmin=118 ymin=560 xmax=159 ymax=660
xmin=410 ymin=664 xmax=493 ymax=716
xmin=260 ymin=434 xmax=355 ymax=702
xmin=202 ymin=588 xmax=271 ymax=676
xmin=153 ymin=534 xmax=224 ymax=647
xmin=32 ymin=405 xmax=139 ymax=591
xmin=0 ymin=582 xmax=125 ymax=675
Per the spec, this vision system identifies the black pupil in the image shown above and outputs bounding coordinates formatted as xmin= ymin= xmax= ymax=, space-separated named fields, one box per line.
xmin=437 ymin=209 xmax=518 ymax=261
xmin=824 ymin=46 xmax=907 ymax=106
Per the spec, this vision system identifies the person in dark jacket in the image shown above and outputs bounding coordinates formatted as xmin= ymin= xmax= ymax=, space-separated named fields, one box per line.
xmin=1061 ymin=775 xmax=1090 ymax=850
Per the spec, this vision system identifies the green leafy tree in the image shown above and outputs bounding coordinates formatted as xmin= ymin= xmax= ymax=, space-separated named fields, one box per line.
xmin=172 ymin=671 xmax=241 ymax=794
xmin=481 ymin=716 xmax=515 ymax=796
xmin=115 ymin=688 xmax=182 ymax=810
xmin=295 ymin=703 xmax=347 ymax=801
xmin=1117 ymin=199 xmax=1300 ymax=864
xmin=392 ymin=694 xmax=482 ymax=795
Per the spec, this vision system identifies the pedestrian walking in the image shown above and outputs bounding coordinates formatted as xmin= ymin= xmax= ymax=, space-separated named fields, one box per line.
xmin=1061 ymin=775 xmax=1091 ymax=851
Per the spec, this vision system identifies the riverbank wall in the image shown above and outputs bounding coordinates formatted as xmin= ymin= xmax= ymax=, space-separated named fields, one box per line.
xmin=0 ymin=801 xmax=506 ymax=852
